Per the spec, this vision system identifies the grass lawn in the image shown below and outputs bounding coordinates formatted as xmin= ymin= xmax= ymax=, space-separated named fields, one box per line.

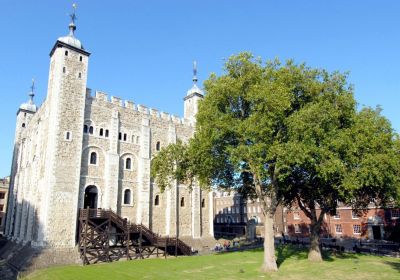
xmin=24 ymin=245 xmax=400 ymax=280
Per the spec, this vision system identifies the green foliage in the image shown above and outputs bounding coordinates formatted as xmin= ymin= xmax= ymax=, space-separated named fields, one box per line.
xmin=150 ymin=140 xmax=194 ymax=192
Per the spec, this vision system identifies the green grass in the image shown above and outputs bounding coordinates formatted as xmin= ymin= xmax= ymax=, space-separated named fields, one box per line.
xmin=24 ymin=246 xmax=400 ymax=280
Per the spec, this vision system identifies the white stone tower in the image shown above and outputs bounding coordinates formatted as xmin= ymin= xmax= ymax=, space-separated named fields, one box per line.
xmin=184 ymin=61 xmax=204 ymax=124
xmin=39 ymin=6 xmax=90 ymax=247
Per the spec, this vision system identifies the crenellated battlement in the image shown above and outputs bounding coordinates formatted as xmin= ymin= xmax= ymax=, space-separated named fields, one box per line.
xmin=89 ymin=89 xmax=191 ymax=126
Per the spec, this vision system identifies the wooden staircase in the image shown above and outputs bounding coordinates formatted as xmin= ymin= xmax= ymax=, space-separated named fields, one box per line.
xmin=78 ymin=208 xmax=192 ymax=264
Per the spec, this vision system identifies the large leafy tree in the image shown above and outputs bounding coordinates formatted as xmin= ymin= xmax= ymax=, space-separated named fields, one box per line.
xmin=278 ymin=96 xmax=400 ymax=261
xmin=151 ymin=53 xmax=400 ymax=271
xmin=153 ymin=53 xmax=328 ymax=272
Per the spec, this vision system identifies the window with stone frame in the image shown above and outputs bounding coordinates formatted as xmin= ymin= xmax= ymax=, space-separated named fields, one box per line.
xmin=154 ymin=195 xmax=160 ymax=206
xmin=125 ymin=157 xmax=132 ymax=170
xmin=0 ymin=192 xmax=5 ymax=199
xmin=99 ymin=128 xmax=104 ymax=137
xmin=89 ymin=152 xmax=97 ymax=165
xmin=180 ymin=197 xmax=185 ymax=207
xmin=353 ymin=224 xmax=361 ymax=234
xmin=123 ymin=189 xmax=131 ymax=205
xmin=0 ymin=204 xmax=4 ymax=212
xmin=335 ymin=224 xmax=343 ymax=234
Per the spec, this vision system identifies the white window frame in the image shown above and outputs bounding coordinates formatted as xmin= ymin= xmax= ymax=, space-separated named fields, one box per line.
xmin=353 ymin=224 xmax=361 ymax=234
xmin=293 ymin=211 xmax=300 ymax=220
xmin=335 ymin=224 xmax=343 ymax=234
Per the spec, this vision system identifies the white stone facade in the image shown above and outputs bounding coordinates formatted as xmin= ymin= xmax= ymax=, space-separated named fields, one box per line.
xmin=5 ymin=21 xmax=213 ymax=249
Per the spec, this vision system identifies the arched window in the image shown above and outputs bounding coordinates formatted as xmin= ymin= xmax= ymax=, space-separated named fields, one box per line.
xmin=89 ymin=126 xmax=94 ymax=135
xmin=63 ymin=67 xmax=66 ymax=73
xmin=136 ymin=136 xmax=140 ymax=144
xmin=156 ymin=141 xmax=161 ymax=151
xmin=22 ymin=123 xmax=26 ymax=128
xmin=123 ymin=189 xmax=131 ymax=205
xmin=78 ymin=72 xmax=82 ymax=79
xmin=99 ymin=128 xmax=104 ymax=136
xmin=65 ymin=50 xmax=68 ymax=56
xmin=180 ymin=197 xmax=185 ymax=207
xmin=90 ymin=152 xmax=97 ymax=165
xmin=123 ymin=133 xmax=127 ymax=141
xmin=201 ymin=198 xmax=205 ymax=208
xmin=105 ymin=129 xmax=109 ymax=137
xmin=125 ymin=157 xmax=132 ymax=170
xmin=65 ymin=131 xmax=71 ymax=140
xmin=154 ymin=195 xmax=159 ymax=206
xmin=83 ymin=125 xmax=88 ymax=133
xmin=80 ymin=56 xmax=83 ymax=62
xmin=119 ymin=132 xmax=122 ymax=140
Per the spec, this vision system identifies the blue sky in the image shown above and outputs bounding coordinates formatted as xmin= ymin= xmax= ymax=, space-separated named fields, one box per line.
xmin=0 ymin=1 xmax=399 ymax=176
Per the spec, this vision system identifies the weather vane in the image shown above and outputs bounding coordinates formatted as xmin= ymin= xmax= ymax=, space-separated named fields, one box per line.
xmin=70 ymin=3 xmax=77 ymax=24
xmin=29 ymin=78 xmax=35 ymax=103
xmin=30 ymin=78 xmax=35 ymax=94
xmin=193 ymin=61 xmax=198 ymax=84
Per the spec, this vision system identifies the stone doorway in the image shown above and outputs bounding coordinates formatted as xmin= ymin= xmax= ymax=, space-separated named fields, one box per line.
xmin=84 ymin=185 xmax=98 ymax=209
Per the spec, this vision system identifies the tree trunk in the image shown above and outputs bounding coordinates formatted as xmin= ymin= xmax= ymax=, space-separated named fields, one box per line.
xmin=261 ymin=213 xmax=278 ymax=272
xmin=308 ymin=216 xmax=323 ymax=262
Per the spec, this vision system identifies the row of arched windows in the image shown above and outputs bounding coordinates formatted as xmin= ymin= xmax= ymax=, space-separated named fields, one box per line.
xmin=64 ymin=50 xmax=83 ymax=62
xmin=119 ymin=132 xmax=140 ymax=144
xmin=84 ymin=125 xmax=109 ymax=138
xmin=88 ymin=151 xmax=133 ymax=170
xmin=101 ymin=189 xmax=205 ymax=208
xmin=152 ymin=195 xmax=206 ymax=208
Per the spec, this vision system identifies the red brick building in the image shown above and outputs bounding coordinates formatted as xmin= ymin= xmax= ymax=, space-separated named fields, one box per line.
xmin=286 ymin=205 xmax=400 ymax=241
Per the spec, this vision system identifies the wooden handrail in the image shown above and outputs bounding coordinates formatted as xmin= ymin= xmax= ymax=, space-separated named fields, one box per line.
xmin=78 ymin=208 xmax=192 ymax=255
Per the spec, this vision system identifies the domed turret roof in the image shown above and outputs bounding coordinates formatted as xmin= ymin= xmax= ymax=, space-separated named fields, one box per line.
xmin=186 ymin=61 xmax=204 ymax=97
xmin=19 ymin=80 xmax=37 ymax=113
xmin=57 ymin=4 xmax=84 ymax=50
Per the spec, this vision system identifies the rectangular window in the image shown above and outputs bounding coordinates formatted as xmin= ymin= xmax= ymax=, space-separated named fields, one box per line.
xmin=293 ymin=211 xmax=300 ymax=220
xmin=335 ymin=224 xmax=343 ymax=234
xmin=0 ymin=192 xmax=5 ymax=199
xmin=0 ymin=204 xmax=4 ymax=212
xmin=392 ymin=209 xmax=400 ymax=219
xmin=243 ymin=206 xmax=247 ymax=213
xmin=353 ymin=224 xmax=361 ymax=234
xmin=334 ymin=211 xmax=340 ymax=219
xmin=352 ymin=210 xmax=359 ymax=219
xmin=294 ymin=224 xmax=301 ymax=233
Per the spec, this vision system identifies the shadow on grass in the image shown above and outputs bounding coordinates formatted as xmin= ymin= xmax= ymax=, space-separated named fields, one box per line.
xmin=276 ymin=245 xmax=361 ymax=267
xmin=276 ymin=245 xmax=307 ymax=267
xmin=384 ymin=261 xmax=400 ymax=272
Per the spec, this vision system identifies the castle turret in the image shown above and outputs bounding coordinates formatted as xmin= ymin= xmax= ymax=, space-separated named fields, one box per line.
xmin=38 ymin=4 xmax=90 ymax=247
xmin=184 ymin=61 xmax=204 ymax=124
xmin=15 ymin=80 xmax=37 ymax=141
